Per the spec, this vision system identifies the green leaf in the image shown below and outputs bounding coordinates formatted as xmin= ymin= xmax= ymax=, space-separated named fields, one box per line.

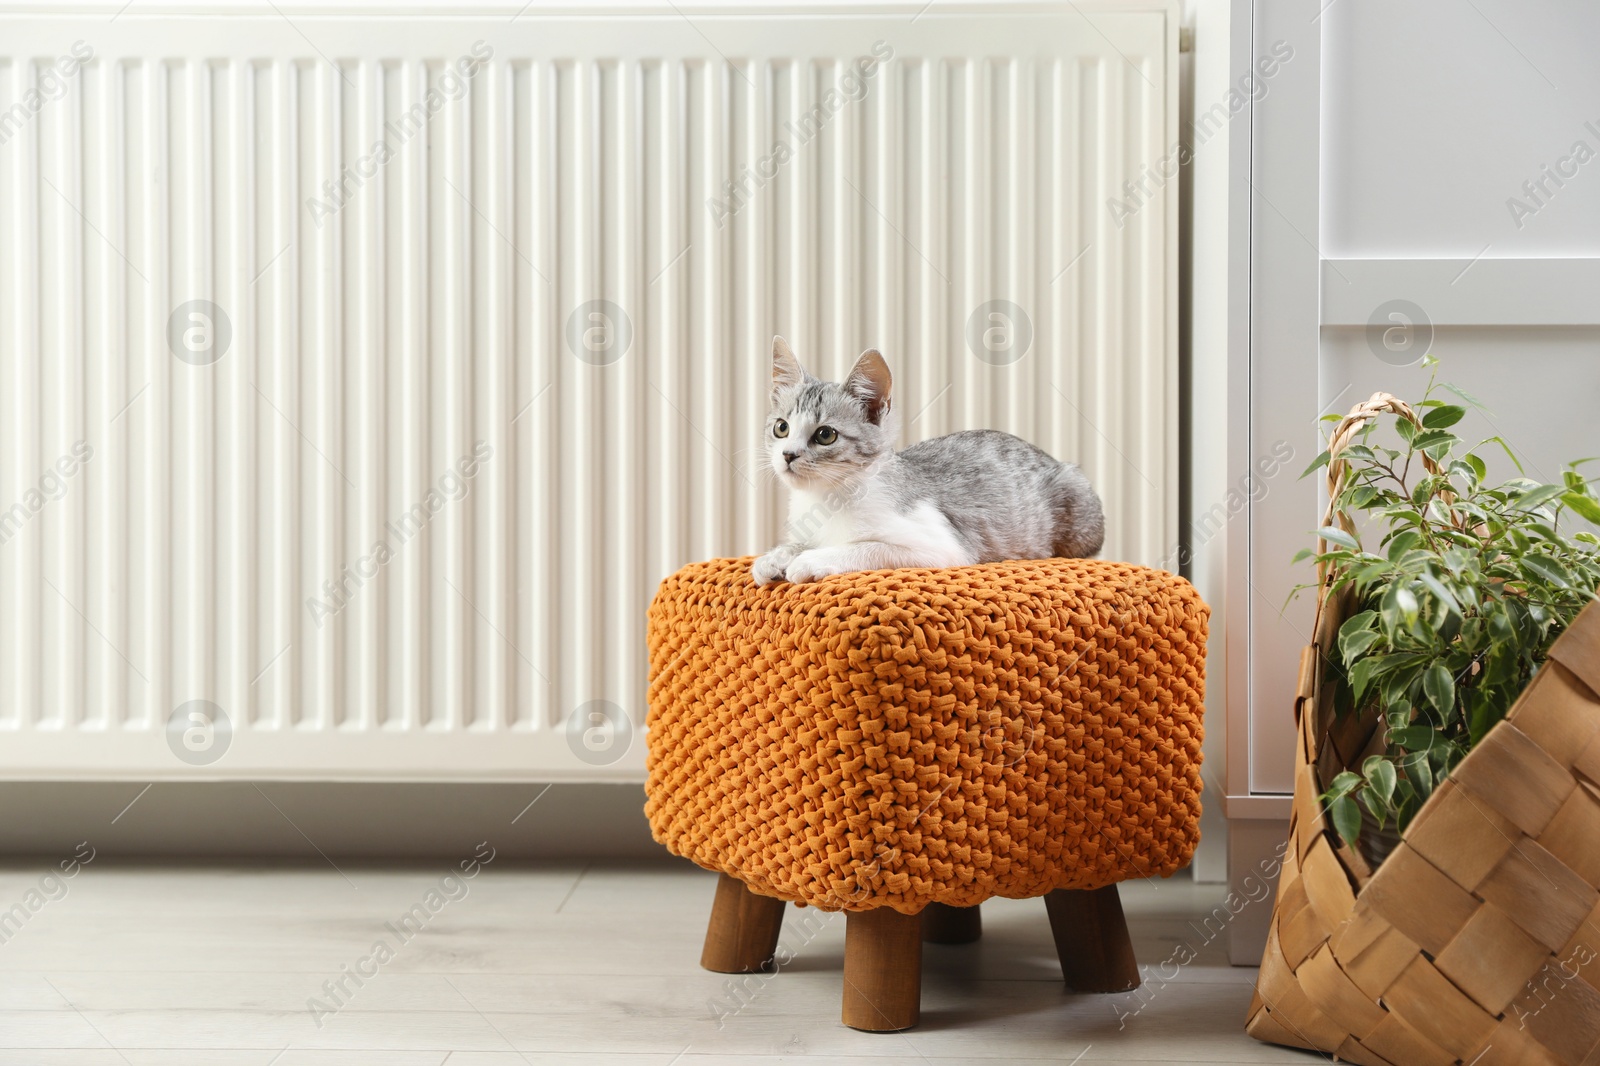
xmin=1422 ymin=405 xmax=1466 ymax=429
xmin=1444 ymin=381 xmax=1487 ymax=408
xmin=1423 ymin=663 xmax=1455 ymax=717
xmin=1353 ymin=561 xmax=1397 ymax=588
xmin=1386 ymin=700 xmax=1413 ymax=725
xmin=1350 ymin=656 xmax=1388 ymax=705
xmin=1342 ymin=609 xmax=1377 ymax=634
xmin=1464 ymin=453 xmax=1488 ymax=482
xmin=1300 ymin=450 xmax=1331 ymax=478
xmin=1516 ymin=484 xmax=1565 ymax=511
xmin=1386 ymin=582 xmax=1420 ymax=625
xmin=1326 ymin=770 xmax=1362 ymax=796
xmin=1337 ymin=611 xmax=1376 ymax=653
xmin=1329 ymin=794 xmax=1361 ymax=848
xmin=1521 ymin=554 xmax=1573 ymax=589
xmin=1363 ymin=756 xmax=1398 ymax=812
xmin=1340 ymin=627 xmax=1383 ymax=664
xmin=1468 ymin=692 xmax=1501 ymax=745
xmin=1391 ymin=725 xmax=1441 ymax=751
xmin=1412 ymin=429 xmax=1459 ymax=454
xmin=1386 ymin=530 xmax=1422 ymax=562
xmin=1400 ymin=750 xmax=1434 ymax=796
xmin=1417 ymin=572 xmax=1462 ymax=619
xmin=1382 ymin=662 xmax=1423 ymax=710
xmin=1526 ymin=520 xmax=1562 ymax=543
xmin=1563 ymin=491 xmax=1600 ymax=525
xmin=1382 ymin=508 xmax=1425 ymax=527
xmin=1332 ymin=770 xmax=1363 ymax=791
xmin=1482 ymin=435 xmax=1526 ymax=475
xmin=1447 ymin=459 xmax=1481 ymax=490
xmin=1347 ymin=485 xmax=1381 ymax=510
xmin=1318 ymin=526 xmax=1362 ymax=551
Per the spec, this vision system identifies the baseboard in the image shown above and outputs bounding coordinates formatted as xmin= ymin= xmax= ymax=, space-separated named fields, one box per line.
xmin=0 ymin=782 xmax=669 ymax=861
xmin=1226 ymin=816 xmax=1289 ymax=965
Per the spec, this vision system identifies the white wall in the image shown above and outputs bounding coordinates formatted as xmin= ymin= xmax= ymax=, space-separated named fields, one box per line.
xmin=1322 ymin=0 xmax=1600 ymax=259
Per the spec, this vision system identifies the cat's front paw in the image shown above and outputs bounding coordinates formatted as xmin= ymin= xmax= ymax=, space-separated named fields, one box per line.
xmin=752 ymin=547 xmax=797 ymax=587
xmin=784 ymin=551 xmax=842 ymax=584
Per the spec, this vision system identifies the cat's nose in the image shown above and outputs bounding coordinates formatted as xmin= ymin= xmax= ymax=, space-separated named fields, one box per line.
xmin=783 ymin=451 xmax=801 ymax=466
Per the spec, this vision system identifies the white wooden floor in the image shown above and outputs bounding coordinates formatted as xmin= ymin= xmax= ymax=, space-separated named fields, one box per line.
xmin=0 ymin=860 xmax=1323 ymax=1065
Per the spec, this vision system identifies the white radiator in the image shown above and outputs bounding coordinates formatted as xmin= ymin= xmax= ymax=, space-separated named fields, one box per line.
xmin=0 ymin=2 xmax=1178 ymax=780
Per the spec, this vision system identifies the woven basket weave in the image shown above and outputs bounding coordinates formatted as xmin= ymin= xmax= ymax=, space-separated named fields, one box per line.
xmin=1246 ymin=394 xmax=1600 ymax=1066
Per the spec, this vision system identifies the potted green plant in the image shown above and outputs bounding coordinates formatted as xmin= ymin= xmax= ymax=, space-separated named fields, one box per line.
xmin=1297 ymin=365 xmax=1600 ymax=860
xmin=1248 ymin=377 xmax=1600 ymax=1063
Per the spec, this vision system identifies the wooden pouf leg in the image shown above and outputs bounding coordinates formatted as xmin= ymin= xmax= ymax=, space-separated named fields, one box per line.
xmin=701 ymin=873 xmax=786 ymax=974
xmin=842 ymin=908 xmax=922 ymax=1031
xmin=1044 ymin=885 xmax=1141 ymax=993
xmin=920 ymin=902 xmax=982 ymax=944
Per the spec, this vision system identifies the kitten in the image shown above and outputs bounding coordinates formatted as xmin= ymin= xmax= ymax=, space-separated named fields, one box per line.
xmin=752 ymin=336 xmax=1105 ymax=586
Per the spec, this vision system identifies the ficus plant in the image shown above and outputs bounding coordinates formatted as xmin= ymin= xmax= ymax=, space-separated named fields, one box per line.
xmin=1297 ymin=365 xmax=1600 ymax=852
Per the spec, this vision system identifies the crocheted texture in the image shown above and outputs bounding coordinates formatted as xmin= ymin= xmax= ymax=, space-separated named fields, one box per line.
xmin=644 ymin=557 xmax=1207 ymax=913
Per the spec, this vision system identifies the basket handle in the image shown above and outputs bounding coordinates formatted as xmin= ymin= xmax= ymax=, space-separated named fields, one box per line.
xmin=1310 ymin=392 xmax=1440 ymax=640
xmin=1319 ymin=393 xmax=1439 ymax=544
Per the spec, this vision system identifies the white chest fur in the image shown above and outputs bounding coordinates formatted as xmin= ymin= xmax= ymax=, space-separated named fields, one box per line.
xmin=786 ymin=481 xmax=973 ymax=567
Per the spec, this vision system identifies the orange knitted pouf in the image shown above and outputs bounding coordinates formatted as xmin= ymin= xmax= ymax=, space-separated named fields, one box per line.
xmin=645 ymin=556 xmax=1208 ymax=915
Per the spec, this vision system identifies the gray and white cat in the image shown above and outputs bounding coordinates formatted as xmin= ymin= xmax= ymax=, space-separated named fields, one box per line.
xmin=752 ymin=336 xmax=1104 ymax=586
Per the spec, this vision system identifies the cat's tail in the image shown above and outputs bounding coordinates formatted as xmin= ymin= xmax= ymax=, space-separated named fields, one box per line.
xmin=1050 ymin=462 xmax=1105 ymax=558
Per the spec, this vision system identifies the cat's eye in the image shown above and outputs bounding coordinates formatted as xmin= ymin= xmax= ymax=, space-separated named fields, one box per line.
xmin=813 ymin=426 xmax=838 ymax=446
xmin=773 ymin=419 xmax=789 ymax=438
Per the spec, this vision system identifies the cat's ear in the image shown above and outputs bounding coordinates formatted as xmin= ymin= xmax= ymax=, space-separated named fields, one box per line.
xmin=772 ymin=335 xmax=806 ymax=397
xmin=845 ymin=348 xmax=892 ymax=424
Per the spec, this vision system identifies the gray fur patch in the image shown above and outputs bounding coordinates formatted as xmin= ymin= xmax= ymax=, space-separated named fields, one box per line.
xmin=893 ymin=430 xmax=1104 ymax=560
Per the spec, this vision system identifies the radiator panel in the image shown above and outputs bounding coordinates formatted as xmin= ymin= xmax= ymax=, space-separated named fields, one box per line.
xmin=0 ymin=6 xmax=1178 ymax=779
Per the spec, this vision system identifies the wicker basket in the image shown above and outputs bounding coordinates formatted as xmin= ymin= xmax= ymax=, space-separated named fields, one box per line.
xmin=1246 ymin=393 xmax=1600 ymax=1066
